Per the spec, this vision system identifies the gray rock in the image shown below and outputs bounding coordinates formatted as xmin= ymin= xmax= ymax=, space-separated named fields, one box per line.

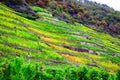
xmin=96 ymin=51 xmax=108 ymax=55
xmin=89 ymin=50 xmax=94 ymax=54
xmin=7 ymin=2 xmax=38 ymax=20
xmin=110 ymin=53 xmax=118 ymax=57
xmin=80 ymin=42 xmax=87 ymax=44
xmin=87 ymin=63 xmax=98 ymax=67
xmin=73 ymin=64 xmax=79 ymax=67
xmin=86 ymin=43 xmax=97 ymax=46
xmin=52 ymin=18 xmax=59 ymax=22
xmin=79 ymin=36 xmax=88 ymax=39
xmin=96 ymin=52 xmax=104 ymax=55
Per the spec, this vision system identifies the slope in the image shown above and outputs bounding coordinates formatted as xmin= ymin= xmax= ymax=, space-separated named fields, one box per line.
xmin=0 ymin=2 xmax=120 ymax=75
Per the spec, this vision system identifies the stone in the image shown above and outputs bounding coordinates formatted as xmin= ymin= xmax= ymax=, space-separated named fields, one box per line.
xmin=96 ymin=52 xmax=107 ymax=55
xmin=52 ymin=18 xmax=59 ymax=22
xmin=87 ymin=63 xmax=98 ymax=67
xmin=79 ymin=36 xmax=88 ymax=39
xmin=63 ymin=45 xmax=89 ymax=52
xmin=111 ymin=53 xmax=118 ymax=57
xmin=89 ymin=50 xmax=94 ymax=54
xmin=6 ymin=2 xmax=38 ymax=20
xmin=86 ymin=43 xmax=96 ymax=46
xmin=96 ymin=52 xmax=103 ymax=55
xmin=80 ymin=42 xmax=87 ymax=44
xmin=73 ymin=64 xmax=79 ymax=67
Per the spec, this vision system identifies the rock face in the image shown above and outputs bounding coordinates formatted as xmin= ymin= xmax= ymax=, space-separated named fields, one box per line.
xmin=96 ymin=52 xmax=105 ymax=55
xmin=5 ymin=0 xmax=38 ymax=20
xmin=87 ymin=63 xmax=98 ymax=67
xmin=110 ymin=53 xmax=118 ymax=57
xmin=63 ymin=45 xmax=89 ymax=52
xmin=89 ymin=50 xmax=94 ymax=54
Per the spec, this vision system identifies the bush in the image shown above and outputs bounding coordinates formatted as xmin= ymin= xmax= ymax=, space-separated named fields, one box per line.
xmin=86 ymin=68 xmax=100 ymax=80
xmin=117 ymin=69 xmax=120 ymax=80
xmin=101 ymin=71 xmax=110 ymax=80
xmin=62 ymin=12 xmax=71 ymax=19
xmin=30 ymin=6 xmax=48 ymax=13
xmin=77 ymin=66 xmax=88 ymax=80
xmin=0 ymin=57 xmax=119 ymax=80
xmin=52 ymin=10 xmax=58 ymax=16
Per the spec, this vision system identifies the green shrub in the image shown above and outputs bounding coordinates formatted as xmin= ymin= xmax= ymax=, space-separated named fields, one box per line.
xmin=86 ymin=68 xmax=100 ymax=80
xmin=77 ymin=66 xmax=88 ymax=80
xmin=0 ymin=57 xmax=119 ymax=80
xmin=62 ymin=12 xmax=71 ymax=19
xmin=30 ymin=6 xmax=48 ymax=13
xmin=100 ymin=71 xmax=110 ymax=80
xmin=117 ymin=69 xmax=120 ymax=80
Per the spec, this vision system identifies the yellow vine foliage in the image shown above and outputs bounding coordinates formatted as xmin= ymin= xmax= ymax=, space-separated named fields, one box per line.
xmin=87 ymin=54 xmax=104 ymax=59
xmin=28 ymin=28 xmax=43 ymax=34
xmin=40 ymin=36 xmax=57 ymax=43
xmin=28 ymin=28 xmax=66 ymax=39
xmin=97 ymin=61 xmax=120 ymax=70
xmin=40 ymin=36 xmax=70 ymax=45
xmin=48 ymin=43 xmax=87 ymax=56
xmin=28 ymin=28 xmax=55 ymax=37
xmin=48 ymin=43 xmax=80 ymax=54
xmin=48 ymin=43 xmax=66 ymax=51
xmin=61 ymin=54 xmax=86 ymax=64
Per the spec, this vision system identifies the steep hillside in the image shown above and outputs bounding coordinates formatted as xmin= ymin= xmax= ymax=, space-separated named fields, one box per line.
xmin=50 ymin=0 xmax=120 ymax=35
xmin=0 ymin=2 xmax=120 ymax=80
xmin=2 ymin=0 xmax=120 ymax=35
xmin=28 ymin=0 xmax=120 ymax=35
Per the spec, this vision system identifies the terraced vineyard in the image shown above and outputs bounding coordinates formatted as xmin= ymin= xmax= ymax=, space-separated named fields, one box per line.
xmin=0 ymin=3 xmax=120 ymax=80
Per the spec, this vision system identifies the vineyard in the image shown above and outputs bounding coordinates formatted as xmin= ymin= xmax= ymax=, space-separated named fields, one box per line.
xmin=0 ymin=2 xmax=120 ymax=80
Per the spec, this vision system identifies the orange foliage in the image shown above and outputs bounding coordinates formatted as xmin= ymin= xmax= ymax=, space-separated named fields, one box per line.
xmin=37 ymin=0 xmax=45 ymax=7
xmin=40 ymin=36 xmax=52 ymax=43
xmin=109 ymin=70 xmax=115 ymax=74
xmin=27 ymin=0 xmax=35 ymax=3
xmin=62 ymin=4 xmax=67 ymax=9
xmin=70 ymin=17 xmax=74 ymax=24
xmin=37 ymin=0 xmax=50 ymax=6
xmin=71 ymin=3 xmax=76 ymax=10
xmin=61 ymin=54 xmax=86 ymax=64
xmin=101 ymin=20 xmax=107 ymax=25
xmin=76 ymin=12 xmax=81 ymax=19
xmin=62 ymin=4 xmax=68 ymax=12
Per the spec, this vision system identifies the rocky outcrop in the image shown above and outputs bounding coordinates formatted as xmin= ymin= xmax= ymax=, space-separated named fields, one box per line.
xmin=87 ymin=63 xmax=98 ymax=67
xmin=96 ymin=51 xmax=118 ymax=57
xmin=88 ymin=50 xmax=94 ymax=54
xmin=63 ymin=45 xmax=89 ymax=52
xmin=4 ymin=0 xmax=39 ymax=20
